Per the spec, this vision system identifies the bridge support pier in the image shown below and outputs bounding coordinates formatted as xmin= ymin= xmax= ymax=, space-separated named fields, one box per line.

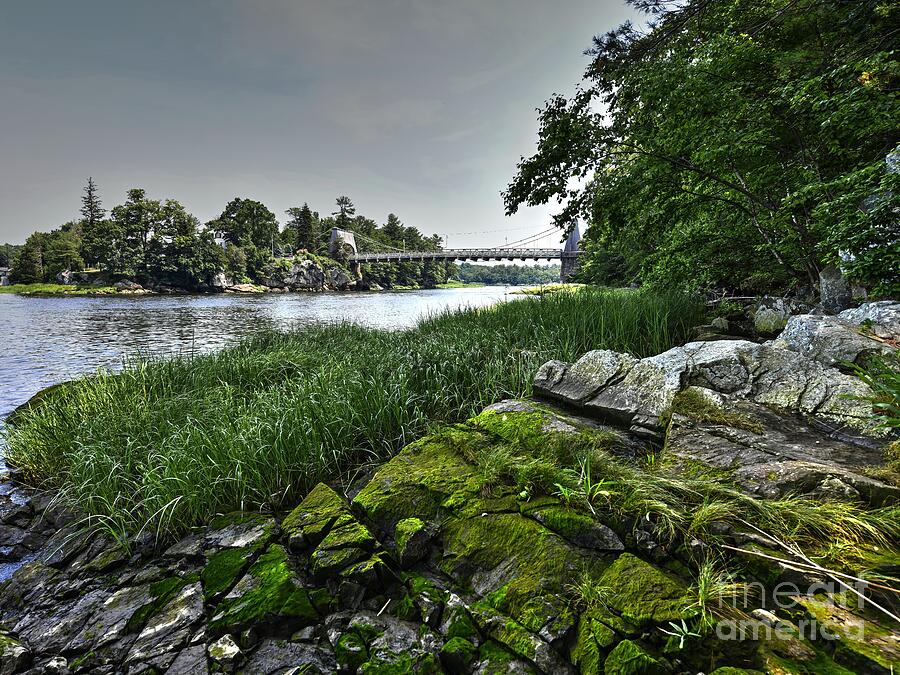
xmin=560 ymin=254 xmax=580 ymax=283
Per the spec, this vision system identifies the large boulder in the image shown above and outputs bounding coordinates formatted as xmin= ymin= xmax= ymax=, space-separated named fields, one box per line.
xmin=818 ymin=264 xmax=852 ymax=313
xmin=284 ymin=259 xmax=326 ymax=290
xmin=55 ymin=269 xmax=74 ymax=285
xmin=777 ymin=314 xmax=896 ymax=367
xmin=751 ymin=297 xmax=808 ymax=335
xmin=324 ymin=266 xmax=353 ymax=291
xmin=664 ymin=393 xmax=899 ymax=504
xmin=839 ymin=300 xmax=900 ymax=341
xmin=534 ymin=338 xmax=880 ymax=439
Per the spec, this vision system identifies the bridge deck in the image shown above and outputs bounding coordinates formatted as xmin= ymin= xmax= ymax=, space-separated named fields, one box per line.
xmin=349 ymin=248 xmax=577 ymax=263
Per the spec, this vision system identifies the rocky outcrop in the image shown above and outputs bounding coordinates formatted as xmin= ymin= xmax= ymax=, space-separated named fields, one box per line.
xmin=534 ymin=338 xmax=880 ymax=440
xmin=777 ymin=314 xmax=896 ymax=367
xmin=259 ymin=255 xmax=356 ymax=292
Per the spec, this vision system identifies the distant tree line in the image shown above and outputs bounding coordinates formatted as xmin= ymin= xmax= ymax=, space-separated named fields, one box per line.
xmin=7 ymin=182 xmax=453 ymax=289
xmin=455 ymin=263 xmax=560 ymax=286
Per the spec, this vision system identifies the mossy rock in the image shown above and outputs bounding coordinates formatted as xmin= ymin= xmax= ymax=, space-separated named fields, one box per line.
xmin=394 ymin=517 xmax=430 ymax=566
xmin=340 ymin=551 xmax=391 ymax=586
xmin=709 ymin=668 xmax=766 ymax=675
xmin=317 ymin=520 xmax=377 ymax=552
xmin=572 ymin=607 xmax=637 ymax=674
xmin=467 ymin=408 xmax=553 ymax=448
xmin=475 ymin=640 xmax=538 ymax=675
xmin=598 ymin=553 xmax=693 ymax=627
xmin=440 ymin=637 xmax=477 ymax=673
xmin=310 ymin=544 xmax=370 ymax=578
xmin=208 ymin=544 xmax=318 ymax=635
xmin=603 ymin=639 xmax=668 ymax=675
xmin=336 ymin=631 xmax=369 ymax=672
xmin=282 ymin=482 xmax=356 ymax=552
xmin=352 ymin=428 xmax=486 ymax=533
xmin=443 ymin=508 xmax=598 ymax=634
xmin=201 ymin=545 xmax=257 ymax=601
xmin=125 ymin=575 xmax=191 ymax=634
xmin=792 ymin=592 xmax=900 ymax=673
xmin=358 ymin=652 xmax=442 ymax=674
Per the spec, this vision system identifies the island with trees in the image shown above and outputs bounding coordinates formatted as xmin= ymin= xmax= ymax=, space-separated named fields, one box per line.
xmin=1 ymin=182 xmax=461 ymax=294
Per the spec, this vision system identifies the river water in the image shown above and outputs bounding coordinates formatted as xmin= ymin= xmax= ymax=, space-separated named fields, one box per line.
xmin=0 ymin=286 xmax=517 ymax=459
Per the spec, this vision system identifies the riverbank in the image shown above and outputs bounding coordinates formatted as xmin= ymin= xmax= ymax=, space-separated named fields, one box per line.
xmin=2 ymin=287 xmax=704 ymax=538
xmin=0 ymin=299 xmax=898 ymax=673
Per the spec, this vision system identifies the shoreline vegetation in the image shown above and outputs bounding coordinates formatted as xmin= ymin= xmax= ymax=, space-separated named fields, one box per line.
xmin=0 ymin=280 xmax=492 ymax=297
xmin=4 ymin=287 xmax=705 ymax=539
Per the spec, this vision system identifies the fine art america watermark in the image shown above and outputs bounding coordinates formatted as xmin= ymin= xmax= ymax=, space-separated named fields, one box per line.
xmin=713 ymin=580 xmax=871 ymax=642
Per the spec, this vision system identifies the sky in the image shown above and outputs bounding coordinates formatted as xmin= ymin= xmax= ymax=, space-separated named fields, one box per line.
xmin=0 ymin=1 xmax=638 ymax=249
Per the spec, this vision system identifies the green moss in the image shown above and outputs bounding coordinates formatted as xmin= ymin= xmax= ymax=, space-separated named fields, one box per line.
xmin=209 ymin=544 xmax=317 ymax=633
xmin=476 ymin=640 xmax=538 ymax=675
xmin=669 ymin=388 xmax=764 ymax=434
xmin=201 ymin=546 xmax=256 ymax=601
xmin=317 ymin=520 xmax=376 ymax=551
xmin=125 ymin=576 xmax=189 ymax=633
xmin=394 ymin=517 xmax=426 ymax=559
xmin=467 ymin=409 xmax=548 ymax=447
xmin=358 ymin=653 xmax=442 ymax=674
xmin=793 ymin=593 xmax=900 ymax=672
xmin=525 ymin=505 xmax=599 ymax=542
xmin=444 ymin=604 xmax=479 ymax=641
xmin=310 ymin=545 xmax=369 ymax=577
xmin=709 ymin=669 xmax=766 ymax=675
xmin=336 ymin=631 xmax=368 ymax=671
xmin=440 ymin=637 xmax=477 ymax=671
xmin=598 ymin=554 xmax=693 ymax=628
xmin=443 ymin=510 xmax=601 ymax=630
xmin=571 ymin=607 xmax=629 ymax=674
xmin=603 ymin=639 xmax=667 ymax=675
xmin=308 ymin=587 xmax=336 ymax=614
xmin=352 ymin=428 xmax=485 ymax=531
xmin=282 ymin=482 xmax=354 ymax=550
xmin=340 ymin=551 xmax=390 ymax=585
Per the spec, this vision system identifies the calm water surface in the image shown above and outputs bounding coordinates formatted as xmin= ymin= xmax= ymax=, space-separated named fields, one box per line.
xmin=0 ymin=286 xmax=517 ymax=457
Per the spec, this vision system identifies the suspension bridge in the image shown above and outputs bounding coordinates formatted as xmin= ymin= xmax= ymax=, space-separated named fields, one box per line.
xmin=329 ymin=225 xmax=582 ymax=281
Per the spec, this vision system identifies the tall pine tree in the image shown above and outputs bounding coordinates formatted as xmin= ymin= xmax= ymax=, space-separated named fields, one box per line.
xmin=285 ymin=203 xmax=316 ymax=251
xmin=79 ymin=177 xmax=109 ymax=268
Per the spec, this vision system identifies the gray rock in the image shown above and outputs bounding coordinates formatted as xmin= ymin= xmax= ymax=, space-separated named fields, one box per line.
xmin=55 ymin=270 xmax=74 ymax=285
xmin=839 ymin=301 xmax=900 ymax=341
xmin=238 ymin=639 xmax=336 ymax=675
xmin=325 ymin=266 xmax=353 ymax=291
xmin=210 ymin=273 xmax=229 ymax=290
xmin=753 ymin=297 xmax=795 ymax=335
xmin=711 ymin=317 xmax=730 ymax=332
xmin=208 ymin=634 xmax=241 ymax=672
xmin=126 ymin=582 xmax=204 ymax=664
xmin=204 ymin=514 xmax=274 ymax=551
xmin=536 ymin=338 xmax=883 ymax=438
xmin=664 ymin=401 xmax=899 ymax=505
xmin=0 ymin=633 xmax=31 ymax=675
xmin=165 ymin=645 xmax=209 ymax=675
xmin=113 ymin=279 xmax=143 ymax=291
xmin=777 ymin=314 xmax=896 ymax=367
xmin=819 ymin=264 xmax=852 ymax=313
xmin=283 ymin=259 xmax=325 ymax=291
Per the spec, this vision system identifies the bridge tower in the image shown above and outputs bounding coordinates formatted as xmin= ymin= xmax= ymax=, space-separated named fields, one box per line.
xmin=560 ymin=223 xmax=582 ymax=282
xmin=329 ymin=228 xmax=362 ymax=279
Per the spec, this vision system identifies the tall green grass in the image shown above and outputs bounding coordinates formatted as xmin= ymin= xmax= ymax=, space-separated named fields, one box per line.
xmin=4 ymin=288 xmax=705 ymax=540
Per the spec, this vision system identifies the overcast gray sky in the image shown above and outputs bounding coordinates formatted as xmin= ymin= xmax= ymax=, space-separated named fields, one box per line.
xmin=1 ymin=1 xmax=636 ymax=248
